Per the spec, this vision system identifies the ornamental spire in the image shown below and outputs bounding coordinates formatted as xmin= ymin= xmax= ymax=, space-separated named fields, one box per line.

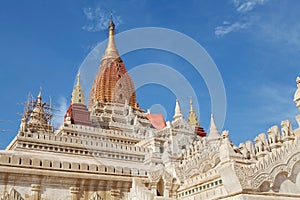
xmin=207 ymin=114 xmax=221 ymax=141
xmin=103 ymin=12 xmax=119 ymax=59
xmin=71 ymin=72 xmax=85 ymax=105
xmin=187 ymin=97 xmax=200 ymax=126
xmin=173 ymin=99 xmax=184 ymax=121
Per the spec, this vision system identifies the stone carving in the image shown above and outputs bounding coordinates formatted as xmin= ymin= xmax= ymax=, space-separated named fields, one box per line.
xmin=221 ymin=130 xmax=229 ymax=140
xmin=267 ymin=125 xmax=280 ymax=144
xmin=89 ymin=192 xmax=104 ymax=200
xmin=245 ymin=140 xmax=256 ymax=158
xmin=0 ymin=188 xmax=24 ymax=200
xmin=254 ymin=133 xmax=270 ymax=153
xmin=163 ymin=170 xmax=173 ymax=185
xmin=239 ymin=143 xmax=250 ymax=159
xmin=149 ymin=168 xmax=163 ymax=183
xmin=126 ymin=179 xmax=154 ymax=200
xmin=235 ymin=135 xmax=300 ymax=191
xmin=281 ymin=120 xmax=294 ymax=138
xmin=30 ymin=184 xmax=41 ymax=200
xmin=19 ymin=116 xmax=27 ymax=132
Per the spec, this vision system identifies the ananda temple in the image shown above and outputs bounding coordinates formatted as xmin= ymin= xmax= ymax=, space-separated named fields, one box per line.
xmin=1 ymin=16 xmax=300 ymax=200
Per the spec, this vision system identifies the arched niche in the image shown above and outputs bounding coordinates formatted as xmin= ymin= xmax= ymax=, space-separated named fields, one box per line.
xmin=279 ymin=179 xmax=300 ymax=194
xmin=272 ymin=172 xmax=288 ymax=192
xmin=290 ymin=160 xmax=300 ymax=184
xmin=157 ymin=177 xmax=164 ymax=197
xmin=258 ymin=181 xmax=271 ymax=192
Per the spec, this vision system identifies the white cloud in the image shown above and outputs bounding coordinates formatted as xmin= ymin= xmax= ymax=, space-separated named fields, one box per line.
xmin=52 ymin=96 xmax=68 ymax=128
xmin=234 ymin=0 xmax=269 ymax=13
xmin=237 ymin=1 xmax=256 ymax=12
xmin=215 ymin=22 xmax=249 ymax=38
xmin=82 ymin=7 xmax=123 ymax=32
xmin=214 ymin=0 xmax=271 ymax=37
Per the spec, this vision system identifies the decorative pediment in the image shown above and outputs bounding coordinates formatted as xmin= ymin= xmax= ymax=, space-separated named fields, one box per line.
xmin=176 ymin=137 xmax=222 ymax=181
xmin=149 ymin=167 xmax=164 ymax=182
xmin=148 ymin=166 xmax=174 ymax=185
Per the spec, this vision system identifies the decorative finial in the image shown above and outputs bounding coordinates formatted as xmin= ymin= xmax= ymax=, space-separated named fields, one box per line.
xmin=109 ymin=11 xmax=115 ymax=30
xmin=210 ymin=114 xmax=218 ymax=131
xmin=103 ymin=12 xmax=119 ymax=59
xmin=189 ymin=96 xmax=193 ymax=111
xmin=77 ymin=72 xmax=81 ymax=86
xmin=38 ymin=86 xmax=42 ymax=100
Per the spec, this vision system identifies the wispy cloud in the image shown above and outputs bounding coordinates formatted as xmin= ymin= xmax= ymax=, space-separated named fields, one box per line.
xmin=258 ymin=18 xmax=300 ymax=49
xmin=82 ymin=7 xmax=123 ymax=32
xmin=234 ymin=0 xmax=269 ymax=13
xmin=215 ymin=21 xmax=249 ymax=38
xmin=52 ymin=96 xmax=68 ymax=128
xmin=215 ymin=0 xmax=271 ymax=37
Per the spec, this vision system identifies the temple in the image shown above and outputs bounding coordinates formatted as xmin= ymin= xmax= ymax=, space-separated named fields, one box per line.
xmin=0 ymin=16 xmax=300 ymax=200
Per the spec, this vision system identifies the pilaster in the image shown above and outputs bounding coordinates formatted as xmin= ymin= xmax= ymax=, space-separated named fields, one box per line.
xmin=110 ymin=189 xmax=120 ymax=200
xmin=69 ymin=187 xmax=80 ymax=200
xmin=30 ymin=184 xmax=41 ymax=200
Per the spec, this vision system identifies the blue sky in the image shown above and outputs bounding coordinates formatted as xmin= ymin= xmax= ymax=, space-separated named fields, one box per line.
xmin=0 ymin=0 xmax=299 ymax=149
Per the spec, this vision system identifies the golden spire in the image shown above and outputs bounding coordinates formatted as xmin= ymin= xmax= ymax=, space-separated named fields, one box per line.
xmin=188 ymin=97 xmax=200 ymax=126
xmin=189 ymin=96 xmax=193 ymax=111
xmin=103 ymin=12 xmax=119 ymax=59
xmin=71 ymin=72 xmax=85 ymax=105
xmin=88 ymin=14 xmax=138 ymax=109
